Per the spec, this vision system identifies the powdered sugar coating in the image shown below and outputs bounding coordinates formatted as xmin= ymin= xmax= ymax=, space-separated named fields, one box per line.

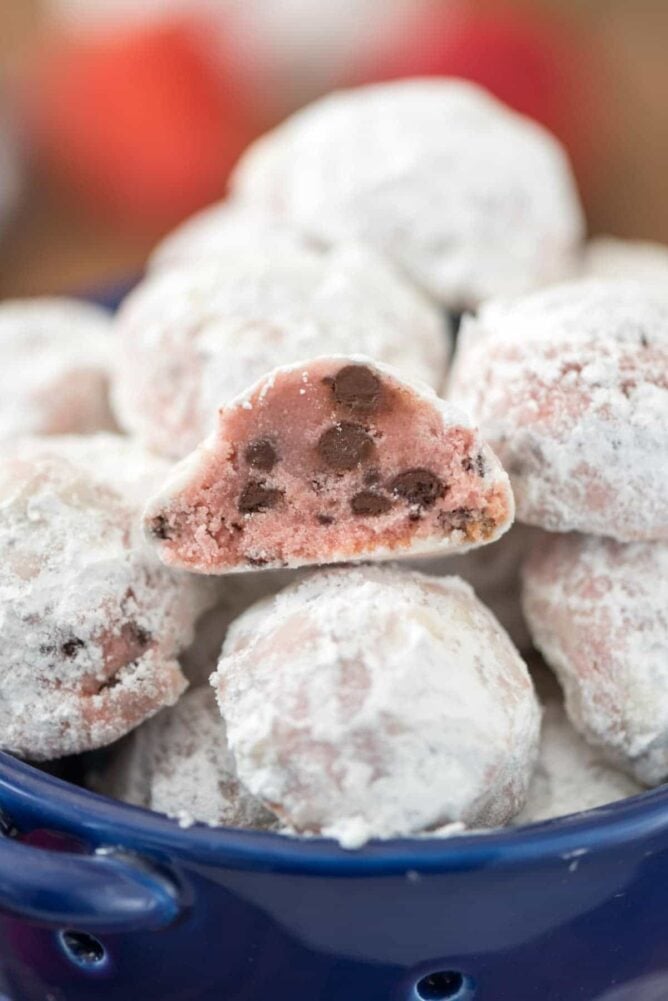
xmin=103 ymin=686 xmax=276 ymax=829
xmin=412 ymin=523 xmax=539 ymax=651
xmin=149 ymin=200 xmax=317 ymax=271
xmin=144 ymin=355 xmax=514 ymax=573
xmin=449 ymin=280 xmax=668 ymax=540
xmin=0 ymin=298 xmax=115 ymax=439
xmin=112 ymin=244 xmax=449 ymax=459
xmin=522 ymin=533 xmax=668 ymax=785
xmin=0 ymin=445 xmax=214 ymax=760
xmin=582 ymin=237 xmax=668 ymax=296
xmin=516 ymin=698 xmax=643 ymax=825
xmin=232 ymin=78 xmax=584 ymax=308
xmin=213 ymin=564 xmax=541 ymax=848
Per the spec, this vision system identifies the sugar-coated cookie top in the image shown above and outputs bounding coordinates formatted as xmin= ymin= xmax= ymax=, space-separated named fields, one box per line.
xmin=150 ymin=201 xmax=316 ymax=271
xmin=0 ymin=445 xmax=212 ymax=759
xmin=0 ymin=297 xmax=113 ymax=438
xmin=232 ymin=78 xmax=584 ymax=307
xmin=214 ymin=563 xmax=540 ymax=847
xmin=113 ymin=244 xmax=449 ymax=458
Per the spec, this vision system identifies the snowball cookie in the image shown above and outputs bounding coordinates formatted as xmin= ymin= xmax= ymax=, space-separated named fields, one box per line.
xmin=522 ymin=533 xmax=668 ymax=785
xmin=181 ymin=568 xmax=301 ymax=685
xmin=516 ymin=698 xmax=643 ymax=826
xmin=144 ymin=356 xmax=514 ymax=573
xmin=0 ymin=447 xmax=215 ymax=760
xmin=103 ymin=686 xmax=276 ymax=829
xmin=0 ymin=297 xmax=115 ymax=439
xmin=449 ymin=280 xmax=668 ymax=540
xmin=149 ymin=200 xmax=315 ymax=271
xmin=582 ymin=237 xmax=668 ymax=296
xmin=212 ymin=565 xmax=540 ymax=847
xmin=231 ymin=78 xmax=584 ymax=309
xmin=413 ymin=524 xmax=539 ymax=651
xmin=112 ymin=243 xmax=449 ymax=459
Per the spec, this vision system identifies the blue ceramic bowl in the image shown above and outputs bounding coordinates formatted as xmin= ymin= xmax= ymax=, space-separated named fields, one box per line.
xmin=0 ymin=751 xmax=667 ymax=1001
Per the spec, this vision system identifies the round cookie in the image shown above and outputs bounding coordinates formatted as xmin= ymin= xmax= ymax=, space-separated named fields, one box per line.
xmin=0 ymin=445 xmax=214 ymax=760
xmin=516 ymin=698 xmax=643 ymax=826
xmin=449 ymin=280 xmax=668 ymax=540
xmin=144 ymin=356 xmax=514 ymax=573
xmin=212 ymin=564 xmax=541 ymax=847
xmin=582 ymin=237 xmax=668 ymax=296
xmin=149 ymin=200 xmax=316 ymax=271
xmin=103 ymin=686 xmax=276 ymax=830
xmin=522 ymin=533 xmax=668 ymax=785
xmin=232 ymin=78 xmax=583 ymax=308
xmin=113 ymin=244 xmax=449 ymax=459
xmin=0 ymin=297 xmax=115 ymax=439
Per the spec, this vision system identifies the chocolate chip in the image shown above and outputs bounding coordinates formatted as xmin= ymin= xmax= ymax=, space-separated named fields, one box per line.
xmin=440 ymin=507 xmax=474 ymax=530
xmin=476 ymin=453 xmax=486 ymax=478
xmin=245 ymin=438 xmax=278 ymax=472
xmin=238 ymin=482 xmax=284 ymax=514
xmin=122 ymin=622 xmax=152 ymax=648
xmin=317 ymin=423 xmax=375 ymax=471
xmin=331 ymin=365 xmax=381 ymax=414
xmin=150 ymin=514 xmax=172 ymax=540
xmin=61 ymin=637 xmax=84 ymax=658
xmin=247 ymin=556 xmax=269 ymax=567
xmin=364 ymin=467 xmax=381 ymax=485
xmin=350 ymin=491 xmax=393 ymax=516
xmin=317 ymin=513 xmax=335 ymax=525
xmin=390 ymin=468 xmax=444 ymax=508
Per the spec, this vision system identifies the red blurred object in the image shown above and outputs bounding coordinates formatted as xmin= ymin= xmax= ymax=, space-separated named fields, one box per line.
xmin=357 ymin=1 xmax=604 ymax=188
xmin=22 ymin=18 xmax=265 ymax=232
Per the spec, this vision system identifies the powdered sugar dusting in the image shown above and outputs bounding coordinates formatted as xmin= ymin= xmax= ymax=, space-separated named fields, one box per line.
xmin=0 ymin=297 xmax=115 ymax=439
xmin=112 ymin=244 xmax=449 ymax=458
xmin=103 ymin=685 xmax=276 ymax=829
xmin=450 ymin=280 xmax=668 ymax=540
xmin=213 ymin=564 xmax=540 ymax=848
xmin=522 ymin=533 xmax=668 ymax=784
xmin=516 ymin=697 xmax=643 ymax=825
xmin=0 ymin=441 xmax=215 ymax=760
xmin=232 ymin=78 xmax=583 ymax=307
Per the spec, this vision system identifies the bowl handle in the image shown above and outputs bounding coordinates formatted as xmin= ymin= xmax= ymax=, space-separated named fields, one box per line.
xmin=0 ymin=833 xmax=181 ymax=932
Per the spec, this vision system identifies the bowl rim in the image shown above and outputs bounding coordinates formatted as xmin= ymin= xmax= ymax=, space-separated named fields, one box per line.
xmin=2 ymin=751 xmax=667 ymax=875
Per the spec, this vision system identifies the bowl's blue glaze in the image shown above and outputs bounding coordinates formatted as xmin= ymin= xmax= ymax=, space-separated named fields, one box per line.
xmin=1 ymin=752 xmax=667 ymax=1000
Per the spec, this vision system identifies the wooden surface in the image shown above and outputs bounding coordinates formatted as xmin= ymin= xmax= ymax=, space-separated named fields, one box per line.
xmin=1 ymin=0 xmax=668 ymax=299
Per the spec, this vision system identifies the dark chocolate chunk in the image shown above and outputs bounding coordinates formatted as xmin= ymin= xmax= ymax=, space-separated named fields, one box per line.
xmin=61 ymin=637 xmax=84 ymax=658
xmin=122 ymin=622 xmax=152 ymax=648
xmin=317 ymin=513 xmax=335 ymax=525
xmin=247 ymin=556 xmax=269 ymax=567
xmin=350 ymin=491 xmax=393 ymax=516
xmin=476 ymin=453 xmax=486 ymax=478
xmin=150 ymin=514 xmax=172 ymax=540
xmin=390 ymin=468 xmax=444 ymax=508
xmin=245 ymin=438 xmax=278 ymax=472
xmin=317 ymin=422 xmax=375 ymax=471
xmin=331 ymin=365 xmax=381 ymax=414
xmin=239 ymin=482 xmax=284 ymax=514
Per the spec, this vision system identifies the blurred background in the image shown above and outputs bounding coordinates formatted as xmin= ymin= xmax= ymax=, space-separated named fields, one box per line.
xmin=0 ymin=0 xmax=667 ymax=298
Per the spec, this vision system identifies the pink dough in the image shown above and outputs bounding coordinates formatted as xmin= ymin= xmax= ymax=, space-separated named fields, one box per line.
xmin=144 ymin=356 xmax=514 ymax=573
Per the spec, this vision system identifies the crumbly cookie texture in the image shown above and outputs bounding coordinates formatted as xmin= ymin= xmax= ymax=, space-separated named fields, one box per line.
xmin=213 ymin=565 xmax=540 ymax=848
xmin=449 ymin=280 xmax=668 ymax=540
xmin=582 ymin=237 xmax=668 ymax=295
xmin=103 ymin=686 xmax=276 ymax=830
xmin=522 ymin=533 xmax=668 ymax=785
xmin=112 ymin=243 xmax=449 ymax=459
xmin=143 ymin=356 xmax=514 ymax=574
xmin=0 ymin=297 xmax=115 ymax=439
xmin=232 ymin=78 xmax=583 ymax=308
xmin=149 ymin=200 xmax=317 ymax=271
xmin=0 ymin=444 xmax=215 ymax=760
